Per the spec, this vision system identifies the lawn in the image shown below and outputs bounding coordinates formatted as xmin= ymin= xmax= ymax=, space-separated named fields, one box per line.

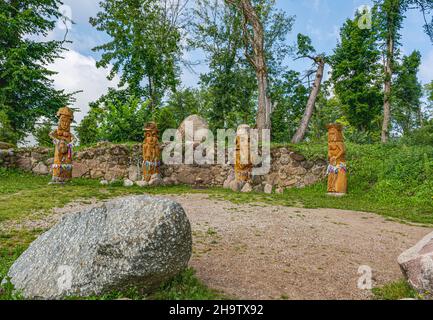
xmin=1 ymin=141 xmax=432 ymax=301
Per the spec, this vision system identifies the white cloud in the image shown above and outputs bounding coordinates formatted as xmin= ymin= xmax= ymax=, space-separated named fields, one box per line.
xmin=49 ymin=50 xmax=119 ymax=124
xmin=420 ymin=49 xmax=433 ymax=84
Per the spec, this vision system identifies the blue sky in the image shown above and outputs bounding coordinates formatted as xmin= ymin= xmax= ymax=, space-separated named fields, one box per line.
xmin=47 ymin=0 xmax=433 ymax=123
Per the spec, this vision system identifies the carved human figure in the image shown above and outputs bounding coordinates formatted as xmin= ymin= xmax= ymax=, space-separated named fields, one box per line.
xmin=327 ymin=123 xmax=347 ymax=194
xmin=49 ymin=107 xmax=75 ymax=183
xmin=235 ymin=124 xmax=253 ymax=182
xmin=142 ymin=122 xmax=161 ymax=182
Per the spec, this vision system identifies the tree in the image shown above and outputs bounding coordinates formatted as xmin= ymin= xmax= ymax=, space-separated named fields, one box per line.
xmin=392 ymin=51 xmax=423 ymax=135
xmin=0 ymin=0 xmax=74 ymax=144
xmin=224 ymin=0 xmax=293 ymax=131
xmin=330 ymin=15 xmax=383 ymax=136
xmin=291 ymin=34 xmax=326 ymax=144
xmin=34 ymin=120 xmax=54 ymax=147
xmin=375 ymin=0 xmax=433 ymax=143
xmin=76 ymin=111 xmax=101 ymax=146
xmin=90 ymin=0 xmax=185 ymax=109
xmin=189 ymin=0 xmax=257 ymax=130
xmin=270 ymin=70 xmax=309 ymax=143
xmin=424 ymin=80 xmax=433 ymax=120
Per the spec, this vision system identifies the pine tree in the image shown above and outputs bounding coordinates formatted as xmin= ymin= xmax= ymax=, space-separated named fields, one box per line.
xmin=0 ymin=0 xmax=74 ymax=144
xmin=330 ymin=15 xmax=383 ymax=136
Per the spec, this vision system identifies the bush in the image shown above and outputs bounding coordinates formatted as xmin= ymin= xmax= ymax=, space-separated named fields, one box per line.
xmin=401 ymin=121 xmax=433 ymax=147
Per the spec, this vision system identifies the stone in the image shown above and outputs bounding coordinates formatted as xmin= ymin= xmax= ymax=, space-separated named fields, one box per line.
xmin=6 ymin=196 xmax=192 ymax=299
xmin=229 ymin=180 xmax=244 ymax=192
xmin=287 ymin=166 xmax=307 ymax=176
xmin=312 ymin=164 xmax=326 ymax=176
xmin=128 ymin=165 xmax=141 ymax=182
xmin=149 ymin=174 xmax=163 ymax=187
xmin=241 ymin=183 xmax=253 ymax=193
xmin=235 ymin=125 xmax=252 ymax=183
xmin=264 ymin=184 xmax=273 ymax=194
xmin=72 ymin=162 xmax=89 ymax=178
xmin=100 ymin=180 xmax=109 ymax=186
xmin=279 ymin=154 xmax=291 ymax=166
xmin=135 ymin=180 xmax=149 ymax=187
xmin=301 ymin=161 xmax=315 ymax=170
xmin=276 ymin=187 xmax=284 ymax=194
xmin=283 ymin=178 xmax=298 ymax=187
xmin=290 ymin=152 xmax=305 ymax=162
xmin=104 ymin=166 xmax=126 ymax=181
xmin=163 ymin=177 xmax=174 ymax=186
xmin=253 ymin=184 xmax=264 ymax=192
xmin=123 ymin=179 xmax=134 ymax=187
xmin=16 ymin=157 xmax=32 ymax=171
xmin=178 ymin=115 xmax=209 ymax=145
xmin=32 ymin=162 xmax=49 ymax=175
xmin=304 ymin=173 xmax=319 ymax=186
xmin=398 ymin=231 xmax=433 ymax=298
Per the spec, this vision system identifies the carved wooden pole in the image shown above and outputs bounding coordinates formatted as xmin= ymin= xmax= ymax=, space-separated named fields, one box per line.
xmin=235 ymin=124 xmax=253 ymax=183
xmin=326 ymin=123 xmax=347 ymax=195
xmin=49 ymin=107 xmax=75 ymax=184
xmin=142 ymin=122 xmax=161 ymax=182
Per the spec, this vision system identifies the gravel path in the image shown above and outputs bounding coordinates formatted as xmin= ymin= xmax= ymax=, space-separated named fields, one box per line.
xmin=2 ymin=193 xmax=430 ymax=300
xmin=167 ymin=194 xmax=431 ymax=300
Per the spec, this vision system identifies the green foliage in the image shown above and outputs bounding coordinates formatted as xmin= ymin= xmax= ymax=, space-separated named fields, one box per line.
xmin=372 ymin=279 xmax=418 ymax=300
xmin=392 ymin=51 xmax=423 ymax=135
xmin=271 ymin=70 xmax=309 ymax=142
xmin=0 ymin=108 xmax=18 ymax=144
xmin=33 ymin=120 xmax=53 ymax=147
xmin=0 ymin=0 xmax=75 ymax=144
xmin=99 ymin=98 xmax=149 ymax=143
xmin=76 ymin=111 xmax=100 ymax=145
xmin=401 ymin=119 xmax=433 ymax=146
xmin=77 ymin=96 xmax=151 ymax=144
xmin=150 ymin=268 xmax=226 ymax=300
xmin=296 ymin=33 xmax=316 ymax=58
xmin=330 ymin=14 xmax=383 ymax=135
xmin=90 ymin=0 xmax=183 ymax=107
xmin=189 ymin=0 xmax=257 ymax=130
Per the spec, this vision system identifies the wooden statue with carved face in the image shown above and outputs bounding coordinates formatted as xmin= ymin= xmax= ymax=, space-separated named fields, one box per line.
xmin=143 ymin=122 xmax=161 ymax=182
xmin=49 ymin=107 xmax=75 ymax=184
xmin=326 ymin=123 xmax=347 ymax=195
xmin=235 ymin=124 xmax=253 ymax=182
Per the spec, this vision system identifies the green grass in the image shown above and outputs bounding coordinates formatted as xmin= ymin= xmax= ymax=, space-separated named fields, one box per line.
xmin=372 ymin=279 xmax=419 ymax=300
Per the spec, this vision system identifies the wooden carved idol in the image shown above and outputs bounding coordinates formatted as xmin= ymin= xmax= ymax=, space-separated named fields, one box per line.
xmin=49 ymin=106 xmax=75 ymax=184
xmin=326 ymin=123 xmax=347 ymax=195
xmin=143 ymin=122 xmax=161 ymax=182
xmin=235 ymin=124 xmax=253 ymax=182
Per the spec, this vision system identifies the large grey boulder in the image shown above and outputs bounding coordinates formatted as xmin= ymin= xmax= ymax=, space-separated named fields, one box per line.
xmin=178 ymin=115 xmax=209 ymax=145
xmin=398 ymin=231 xmax=433 ymax=298
xmin=6 ymin=196 xmax=192 ymax=299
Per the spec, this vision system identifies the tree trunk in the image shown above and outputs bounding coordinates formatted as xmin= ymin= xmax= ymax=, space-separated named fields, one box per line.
xmin=381 ymin=34 xmax=394 ymax=143
xmin=225 ymin=0 xmax=272 ymax=131
xmin=291 ymin=57 xmax=325 ymax=144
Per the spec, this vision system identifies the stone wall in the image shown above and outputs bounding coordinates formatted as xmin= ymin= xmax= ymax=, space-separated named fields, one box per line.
xmin=0 ymin=143 xmax=328 ymax=190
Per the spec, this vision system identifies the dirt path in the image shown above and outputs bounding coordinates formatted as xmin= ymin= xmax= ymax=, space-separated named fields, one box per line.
xmin=2 ymin=193 xmax=430 ymax=300
xmin=166 ymin=194 xmax=431 ymax=300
